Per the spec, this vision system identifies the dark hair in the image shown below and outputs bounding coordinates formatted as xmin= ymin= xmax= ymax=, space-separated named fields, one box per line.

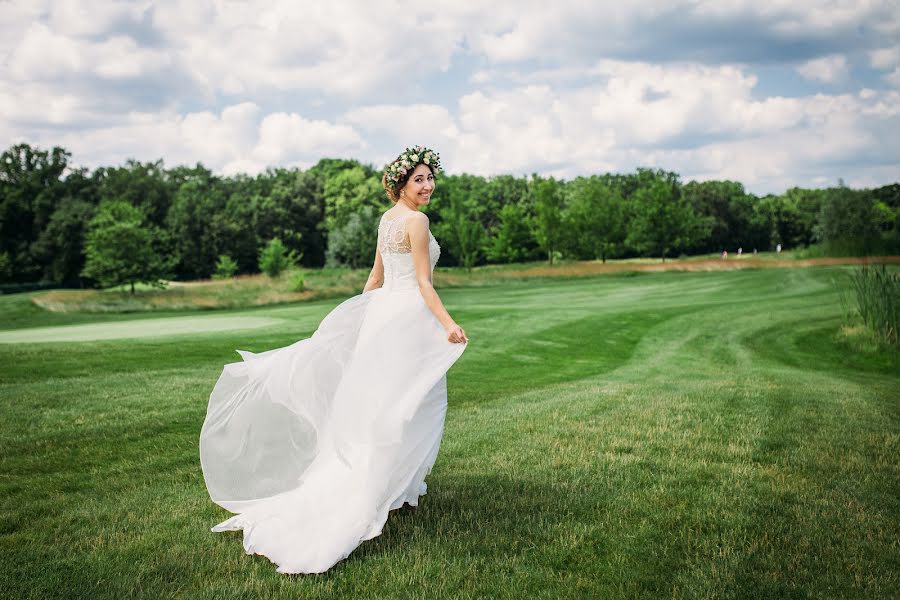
xmin=381 ymin=164 xmax=435 ymax=204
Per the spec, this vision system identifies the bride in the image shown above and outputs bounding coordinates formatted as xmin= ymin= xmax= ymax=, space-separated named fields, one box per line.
xmin=199 ymin=145 xmax=469 ymax=574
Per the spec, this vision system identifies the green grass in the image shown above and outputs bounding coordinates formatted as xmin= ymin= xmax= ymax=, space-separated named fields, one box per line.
xmin=1 ymin=267 xmax=898 ymax=598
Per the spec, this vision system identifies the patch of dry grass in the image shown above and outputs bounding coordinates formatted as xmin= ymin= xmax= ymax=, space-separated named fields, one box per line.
xmin=30 ymin=256 xmax=900 ymax=313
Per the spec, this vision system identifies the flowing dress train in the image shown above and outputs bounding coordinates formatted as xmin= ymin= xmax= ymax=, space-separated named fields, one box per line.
xmin=199 ymin=211 xmax=466 ymax=573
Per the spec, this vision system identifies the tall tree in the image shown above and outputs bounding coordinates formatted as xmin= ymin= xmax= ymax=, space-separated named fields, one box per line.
xmin=96 ymin=159 xmax=173 ymax=228
xmin=627 ymin=176 xmax=708 ymax=261
xmin=563 ymin=176 xmax=626 ymax=262
xmin=529 ymin=175 xmax=565 ymax=265
xmin=322 ymin=165 xmax=383 ymax=233
xmin=816 ymin=183 xmax=880 ymax=255
xmin=434 ymin=198 xmax=485 ymax=271
xmin=484 ymin=202 xmax=535 ymax=264
xmin=32 ymin=199 xmax=96 ymax=285
xmin=783 ymin=187 xmax=824 ymax=247
xmin=81 ymin=201 xmax=172 ymax=293
xmin=0 ymin=143 xmax=70 ymax=282
xmin=255 ymin=168 xmax=326 ymax=268
xmin=166 ymin=175 xmax=228 ymax=279
xmin=753 ymin=193 xmax=804 ymax=250
xmin=683 ymin=180 xmax=762 ymax=253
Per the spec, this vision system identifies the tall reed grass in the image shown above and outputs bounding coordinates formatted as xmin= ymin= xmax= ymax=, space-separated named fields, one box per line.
xmin=848 ymin=264 xmax=899 ymax=347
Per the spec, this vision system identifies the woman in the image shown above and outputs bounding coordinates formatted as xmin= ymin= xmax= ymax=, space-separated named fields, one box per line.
xmin=199 ymin=145 xmax=468 ymax=574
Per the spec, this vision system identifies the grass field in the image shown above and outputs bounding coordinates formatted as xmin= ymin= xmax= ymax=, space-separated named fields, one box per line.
xmin=1 ymin=266 xmax=898 ymax=598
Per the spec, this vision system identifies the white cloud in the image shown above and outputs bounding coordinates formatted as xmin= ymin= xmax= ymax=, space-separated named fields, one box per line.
xmin=9 ymin=22 xmax=171 ymax=82
xmin=1 ymin=0 xmax=899 ymax=193
xmin=11 ymin=104 xmax=366 ymax=175
xmin=870 ymin=44 xmax=900 ymax=69
xmin=254 ymin=112 xmax=364 ymax=165
xmin=44 ymin=0 xmax=149 ymax=38
xmin=886 ymin=68 xmax=900 ymax=88
xmin=147 ymin=1 xmax=464 ymax=98
xmin=436 ymin=63 xmax=898 ymax=191
xmin=796 ymin=55 xmax=848 ymax=83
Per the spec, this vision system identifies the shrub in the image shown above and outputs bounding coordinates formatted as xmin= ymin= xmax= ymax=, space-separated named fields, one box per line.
xmin=213 ymin=255 xmax=238 ymax=279
xmin=258 ymin=238 xmax=297 ymax=278
xmin=848 ymin=264 xmax=899 ymax=347
xmin=289 ymin=269 xmax=306 ymax=292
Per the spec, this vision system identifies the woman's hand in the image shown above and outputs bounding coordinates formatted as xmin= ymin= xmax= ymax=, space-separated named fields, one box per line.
xmin=445 ymin=322 xmax=468 ymax=344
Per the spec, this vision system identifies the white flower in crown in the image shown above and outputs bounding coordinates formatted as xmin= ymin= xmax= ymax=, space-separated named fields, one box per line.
xmin=384 ymin=145 xmax=442 ymax=186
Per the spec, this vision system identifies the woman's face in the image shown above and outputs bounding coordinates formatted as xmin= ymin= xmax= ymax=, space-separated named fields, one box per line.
xmin=400 ymin=164 xmax=435 ymax=206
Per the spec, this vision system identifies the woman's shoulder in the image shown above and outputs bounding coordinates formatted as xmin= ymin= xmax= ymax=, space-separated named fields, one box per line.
xmin=382 ymin=209 xmax=428 ymax=224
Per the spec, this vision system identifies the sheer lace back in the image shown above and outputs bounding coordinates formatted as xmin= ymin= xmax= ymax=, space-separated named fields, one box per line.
xmin=378 ymin=211 xmax=441 ymax=290
xmin=378 ymin=214 xmax=413 ymax=255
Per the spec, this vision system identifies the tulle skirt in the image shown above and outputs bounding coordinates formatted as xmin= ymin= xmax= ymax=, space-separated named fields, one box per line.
xmin=199 ymin=286 xmax=467 ymax=574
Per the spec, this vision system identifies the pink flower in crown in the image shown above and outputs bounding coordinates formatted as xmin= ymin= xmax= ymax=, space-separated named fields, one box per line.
xmin=399 ymin=167 xmax=407 ymax=176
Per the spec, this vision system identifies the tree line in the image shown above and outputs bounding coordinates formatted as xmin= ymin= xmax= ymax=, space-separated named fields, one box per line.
xmin=1 ymin=143 xmax=897 ymax=291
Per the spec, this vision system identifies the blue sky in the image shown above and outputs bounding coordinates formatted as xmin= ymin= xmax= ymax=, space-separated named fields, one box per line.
xmin=2 ymin=0 xmax=899 ymax=194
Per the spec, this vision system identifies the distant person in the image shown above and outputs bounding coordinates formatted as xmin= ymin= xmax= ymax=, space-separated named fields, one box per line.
xmin=753 ymin=248 xmax=757 ymax=255
xmin=722 ymin=250 xmax=728 ymax=259
xmin=200 ymin=145 xmax=468 ymax=574
xmin=737 ymin=247 xmax=742 ymax=256
xmin=776 ymin=243 xmax=782 ymax=253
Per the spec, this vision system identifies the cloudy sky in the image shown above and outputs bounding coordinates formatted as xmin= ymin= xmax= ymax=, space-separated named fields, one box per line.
xmin=2 ymin=0 xmax=899 ymax=194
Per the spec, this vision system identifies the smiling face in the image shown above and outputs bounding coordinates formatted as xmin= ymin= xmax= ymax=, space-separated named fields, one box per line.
xmin=399 ymin=163 xmax=435 ymax=207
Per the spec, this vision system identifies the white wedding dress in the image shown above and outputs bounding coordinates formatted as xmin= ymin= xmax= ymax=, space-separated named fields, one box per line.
xmin=199 ymin=210 xmax=467 ymax=574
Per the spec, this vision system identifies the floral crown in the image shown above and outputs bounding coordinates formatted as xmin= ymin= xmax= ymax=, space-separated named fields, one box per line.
xmin=384 ymin=145 xmax=442 ymax=187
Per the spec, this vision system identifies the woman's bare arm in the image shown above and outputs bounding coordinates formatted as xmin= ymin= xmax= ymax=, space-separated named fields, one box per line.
xmin=362 ymin=245 xmax=384 ymax=293
xmin=407 ymin=213 xmax=468 ymax=343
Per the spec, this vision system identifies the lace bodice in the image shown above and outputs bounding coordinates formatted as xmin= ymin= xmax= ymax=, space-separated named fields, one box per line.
xmin=377 ymin=211 xmax=441 ymax=290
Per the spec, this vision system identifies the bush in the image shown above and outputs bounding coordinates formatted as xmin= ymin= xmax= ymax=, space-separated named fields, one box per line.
xmin=848 ymin=264 xmax=899 ymax=347
xmin=258 ymin=238 xmax=297 ymax=278
xmin=288 ymin=269 xmax=306 ymax=292
xmin=325 ymin=206 xmax=379 ymax=268
xmin=212 ymin=255 xmax=238 ymax=279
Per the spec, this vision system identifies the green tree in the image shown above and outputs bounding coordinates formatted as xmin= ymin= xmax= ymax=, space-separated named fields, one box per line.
xmin=484 ymin=202 xmax=535 ymax=263
xmin=81 ymin=201 xmax=172 ymax=293
xmin=95 ymin=159 xmax=173 ymax=228
xmin=784 ymin=187 xmax=824 ymax=247
xmin=753 ymin=193 xmax=804 ymax=250
xmin=322 ymin=165 xmax=383 ymax=233
xmin=682 ymin=180 xmax=762 ymax=253
xmin=255 ymin=168 xmax=325 ymax=267
xmin=563 ymin=176 xmax=626 ymax=262
xmin=816 ymin=183 xmax=880 ymax=255
xmin=32 ymin=198 xmax=96 ymax=285
xmin=325 ymin=206 xmax=379 ymax=269
xmin=166 ymin=175 xmax=228 ymax=280
xmin=259 ymin=237 xmax=298 ymax=277
xmin=529 ymin=176 xmax=565 ymax=265
xmin=626 ymin=176 xmax=708 ymax=261
xmin=435 ymin=199 xmax=485 ymax=271
xmin=0 ymin=143 xmax=70 ymax=282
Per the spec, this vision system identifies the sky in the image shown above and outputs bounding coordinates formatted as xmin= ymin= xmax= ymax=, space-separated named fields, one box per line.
xmin=2 ymin=0 xmax=899 ymax=195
